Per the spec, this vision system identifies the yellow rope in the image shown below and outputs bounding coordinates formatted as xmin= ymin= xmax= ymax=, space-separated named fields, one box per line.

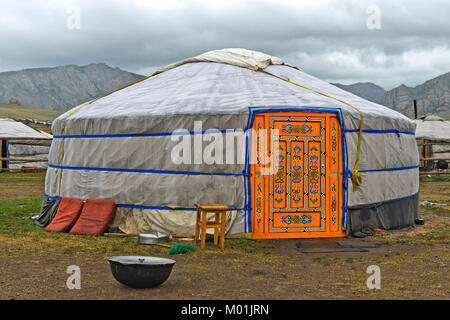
xmin=257 ymin=68 xmax=363 ymax=191
xmin=55 ymin=65 xmax=364 ymax=195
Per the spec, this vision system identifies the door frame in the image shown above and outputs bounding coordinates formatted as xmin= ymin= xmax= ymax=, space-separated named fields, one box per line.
xmin=249 ymin=111 xmax=346 ymax=239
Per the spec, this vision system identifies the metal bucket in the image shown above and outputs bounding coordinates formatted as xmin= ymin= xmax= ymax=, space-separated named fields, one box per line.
xmin=138 ymin=231 xmax=169 ymax=245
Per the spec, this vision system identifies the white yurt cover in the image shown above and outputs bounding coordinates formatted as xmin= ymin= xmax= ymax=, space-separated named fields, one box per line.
xmin=44 ymin=49 xmax=419 ymax=235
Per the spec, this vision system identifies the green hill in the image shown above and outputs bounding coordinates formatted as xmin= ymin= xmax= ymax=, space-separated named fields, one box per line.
xmin=0 ymin=103 xmax=62 ymax=120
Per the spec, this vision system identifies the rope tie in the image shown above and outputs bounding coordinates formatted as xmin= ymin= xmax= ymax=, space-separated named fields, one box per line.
xmin=257 ymin=68 xmax=364 ymax=191
xmin=57 ymin=74 xmax=156 ymax=196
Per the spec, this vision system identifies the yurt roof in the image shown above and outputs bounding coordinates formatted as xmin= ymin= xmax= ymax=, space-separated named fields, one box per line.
xmin=419 ymin=114 xmax=446 ymax=121
xmin=0 ymin=118 xmax=52 ymax=139
xmin=57 ymin=48 xmax=413 ymax=131
xmin=414 ymin=118 xmax=450 ymax=141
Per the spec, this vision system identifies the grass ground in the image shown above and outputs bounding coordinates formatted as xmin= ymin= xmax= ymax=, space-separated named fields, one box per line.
xmin=0 ymin=103 xmax=62 ymax=121
xmin=0 ymin=172 xmax=448 ymax=299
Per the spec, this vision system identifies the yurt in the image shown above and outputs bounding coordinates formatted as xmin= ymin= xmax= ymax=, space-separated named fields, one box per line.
xmin=42 ymin=48 xmax=420 ymax=238
xmin=0 ymin=118 xmax=52 ymax=170
xmin=414 ymin=115 xmax=450 ymax=169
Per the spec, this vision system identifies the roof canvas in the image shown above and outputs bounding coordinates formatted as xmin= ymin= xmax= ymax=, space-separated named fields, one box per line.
xmin=57 ymin=48 xmax=414 ymax=133
xmin=0 ymin=119 xmax=52 ymax=139
xmin=414 ymin=119 xmax=450 ymax=141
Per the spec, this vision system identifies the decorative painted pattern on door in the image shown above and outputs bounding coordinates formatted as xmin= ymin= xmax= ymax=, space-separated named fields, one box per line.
xmin=251 ymin=112 xmax=345 ymax=239
xmin=273 ymin=141 xmax=286 ymax=208
xmin=290 ymin=141 xmax=304 ymax=208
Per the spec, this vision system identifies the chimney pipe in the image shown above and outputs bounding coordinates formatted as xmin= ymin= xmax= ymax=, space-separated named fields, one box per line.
xmin=413 ymin=100 xmax=418 ymax=119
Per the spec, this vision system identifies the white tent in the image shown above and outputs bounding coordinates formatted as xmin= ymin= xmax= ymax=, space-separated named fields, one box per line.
xmin=43 ymin=49 xmax=420 ymax=238
xmin=414 ymin=115 xmax=450 ymax=168
xmin=0 ymin=118 xmax=52 ymax=169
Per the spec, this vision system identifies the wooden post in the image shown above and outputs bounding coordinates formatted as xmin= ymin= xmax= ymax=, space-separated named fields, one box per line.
xmin=1 ymin=139 xmax=7 ymax=169
xmin=201 ymin=210 xmax=207 ymax=249
xmin=414 ymin=100 xmax=418 ymax=119
xmin=194 ymin=207 xmax=200 ymax=246
xmin=423 ymin=139 xmax=430 ymax=168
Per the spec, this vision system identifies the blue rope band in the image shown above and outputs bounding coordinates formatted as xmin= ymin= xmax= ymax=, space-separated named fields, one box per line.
xmin=48 ymin=164 xmax=249 ymax=176
xmin=44 ymin=195 xmax=248 ymax=211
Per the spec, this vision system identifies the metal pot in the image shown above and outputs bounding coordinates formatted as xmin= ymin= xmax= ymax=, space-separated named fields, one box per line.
xmin=107 ymin=256 xmax=176 ymax=288
xmin=138 ymin=231 xmax=169 ymax=245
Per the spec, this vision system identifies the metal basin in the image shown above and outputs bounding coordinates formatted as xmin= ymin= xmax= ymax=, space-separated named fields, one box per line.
xmin=138 ymin=231 xmax=169 ymax=245
xmin=107 ymin=256 xmax=176 ymax=288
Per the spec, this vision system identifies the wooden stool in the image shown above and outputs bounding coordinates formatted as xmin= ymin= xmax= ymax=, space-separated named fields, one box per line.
xmin=194 ymin=204 xmax=229 ymax=249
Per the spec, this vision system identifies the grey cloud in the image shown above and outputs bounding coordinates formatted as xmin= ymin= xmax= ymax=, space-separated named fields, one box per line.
xmin=0 ymin=0 xmax=449 ymax=89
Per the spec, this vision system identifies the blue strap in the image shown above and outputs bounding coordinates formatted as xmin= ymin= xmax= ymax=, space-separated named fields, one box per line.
xmin=342 ymin=166 xmax=419 ymax=175
xmin=358 ymin=165 xmax=419 ymax=173
xmin=344 ymin=129 xmax=414 ymax=136
xmin=48 ymin=164 xmax=249 ymax=176
xmin=44 ymin=195 xmax=248 ymax=211
xmin=53 ymin=129 xmax=245 ymax=139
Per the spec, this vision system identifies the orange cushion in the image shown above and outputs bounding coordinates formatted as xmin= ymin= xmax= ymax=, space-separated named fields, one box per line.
xmin=69 ymin=200 xmax=116 ymax=236
xmin=45 ymin=198 xmax=84 ymax=233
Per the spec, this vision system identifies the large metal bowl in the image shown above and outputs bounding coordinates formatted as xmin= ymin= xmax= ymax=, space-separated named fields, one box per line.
xmin=138 ymin=231 xmax=169 ymax=245
xmin=107 ymin=256 xmax=176 ymax=288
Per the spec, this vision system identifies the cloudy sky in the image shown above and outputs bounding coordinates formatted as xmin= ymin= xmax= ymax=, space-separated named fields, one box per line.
xmin=0 ymin=0 xmax=449 ymax=90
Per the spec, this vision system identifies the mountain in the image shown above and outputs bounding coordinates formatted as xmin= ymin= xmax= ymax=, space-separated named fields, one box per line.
xmin=0 ymin=63 xmax=145 ymax=111
xmin=379 ymin=72 xmax=450 ymax=119
xmin=331 ymin=82 xmax=386 ymax=103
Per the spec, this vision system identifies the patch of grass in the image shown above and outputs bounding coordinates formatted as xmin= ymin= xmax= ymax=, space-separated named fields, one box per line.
xmin=395 ymin=223 xmax=450 ymax=244
xmin=0 ymin=173 xmax=46 ymax=200
xmin=313 ymin=255 xmax=326 ymax=262
xmin=0 ymin=172 xmax=46 ymax=181
xmin=227 ymin=238 xmax=275 ymax=253
xmin=345 ymin=247 xmax=449 ymax=299
xmin=416 ymin=224 xmax=450 ymax=242
xmin=420 ymin=205 xmax=450 ymax=217
xmin=420 ymin=174 xmax=450 ymax=182
xmin=0 ymin=197 xmax=174 ymax=256
xmin=0 ymin=197 xmax=44 ymax=234
xmin=396 ymin=239 xmax=414 ymax=244
xmin=0 ymin=103 xmax=62 ymax=121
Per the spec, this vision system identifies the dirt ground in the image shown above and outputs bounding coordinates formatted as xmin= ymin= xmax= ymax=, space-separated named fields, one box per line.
xmin=0 ymin=173 xmax=448 ymax=300
xmin=0 ymin=172 xmax=46 ymax=199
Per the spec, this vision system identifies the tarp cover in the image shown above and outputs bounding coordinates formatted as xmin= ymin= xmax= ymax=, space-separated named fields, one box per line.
xmin=34 ymin=197 xmax=60 ymax=227
xmin=109 ymin=207 xmax=237 ymax=235
xmin=45 ymin=48 xmax=420 ymax=234
xmin=153 ymin=48 xmax=299 ymax=75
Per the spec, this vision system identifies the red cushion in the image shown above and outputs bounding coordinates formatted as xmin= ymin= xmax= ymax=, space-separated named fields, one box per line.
xmin=45 ymin=198 xmax=84 ymax=233
xmin=69 ymin=200 xmax=116 ymax=236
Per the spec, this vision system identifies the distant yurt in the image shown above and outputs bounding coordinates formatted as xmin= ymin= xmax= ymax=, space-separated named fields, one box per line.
xmin=414 ymin=115 xmax=450 ymax=170
xmin=42 ymin=49 xmax=420 ymax=238
xmin=0 ymin=118 xmax=52 ymax=170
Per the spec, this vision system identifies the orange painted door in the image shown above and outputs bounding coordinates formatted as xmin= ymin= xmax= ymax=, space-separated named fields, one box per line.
xmin=251 ymin=112 xmax=345 ymax=239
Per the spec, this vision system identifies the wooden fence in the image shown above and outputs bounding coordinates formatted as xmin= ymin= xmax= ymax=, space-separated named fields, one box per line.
xmin=0 ymin=137 xmax=52 ymax=172
xmin=418 ymin=140 xmax=450 ymax=175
